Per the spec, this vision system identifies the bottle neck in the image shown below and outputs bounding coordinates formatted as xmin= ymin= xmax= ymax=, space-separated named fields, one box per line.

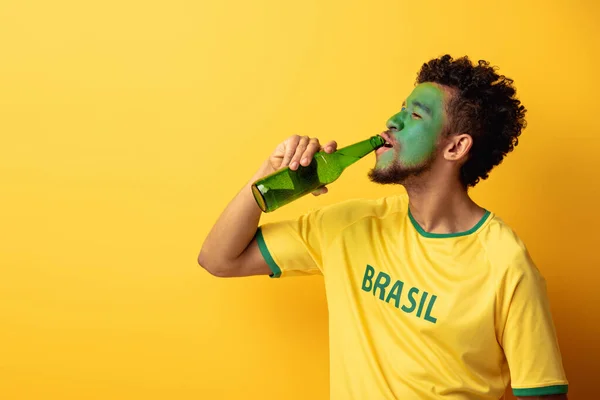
xmin=369 ymin=135 xmax=385 ymax=149
xmin=336 ymin=135 xmax=385 ymax=158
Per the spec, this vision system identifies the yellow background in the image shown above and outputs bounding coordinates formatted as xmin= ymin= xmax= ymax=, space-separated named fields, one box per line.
xmin=1 ymin=0 xmax=598 ymax=399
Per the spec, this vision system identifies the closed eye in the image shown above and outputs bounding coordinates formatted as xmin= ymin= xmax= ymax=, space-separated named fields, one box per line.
xmin=412 ymin=112 xmax=422 ymax=120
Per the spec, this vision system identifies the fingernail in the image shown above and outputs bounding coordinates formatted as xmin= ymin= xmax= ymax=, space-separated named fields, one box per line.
xmin=326 ymin=146 xmax=332 ymax=152
xmin=291 ymin=161 xmax=298 ymax=169
xmin=301 ymin=158 xmax=308 ymax=165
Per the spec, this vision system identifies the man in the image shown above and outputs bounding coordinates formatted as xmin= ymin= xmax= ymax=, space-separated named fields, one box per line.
xmin=198 ymin=55 xmax=569 ymax=399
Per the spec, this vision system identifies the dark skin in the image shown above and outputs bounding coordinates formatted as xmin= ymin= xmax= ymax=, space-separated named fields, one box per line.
xmin=198 ymin=82 xmax=568 ymax=400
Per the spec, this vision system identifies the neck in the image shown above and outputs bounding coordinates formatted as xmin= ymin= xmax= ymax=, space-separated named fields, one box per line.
xmin=403 ymin=170 xmax=485 ymax=235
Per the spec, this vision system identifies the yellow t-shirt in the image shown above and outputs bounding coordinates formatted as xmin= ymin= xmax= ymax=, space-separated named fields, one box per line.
xmin=256 ymin=195 xmax=568 ymax=399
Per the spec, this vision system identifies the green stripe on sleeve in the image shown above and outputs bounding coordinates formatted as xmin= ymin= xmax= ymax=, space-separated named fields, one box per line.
xmin=513 ymin=384 xmax=568 ymax=396
xmin=255 ymin=228 xmax=282 ymax=278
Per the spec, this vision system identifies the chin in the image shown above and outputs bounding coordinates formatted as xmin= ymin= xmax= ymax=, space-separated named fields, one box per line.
xmin=368 ymin=165 xmax=406 ymax=185
xmin=368 ymin=160 xmax=433 ymax=186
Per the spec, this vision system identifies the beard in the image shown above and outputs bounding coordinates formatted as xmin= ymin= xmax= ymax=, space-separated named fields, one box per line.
xmin=368 ymin=151 xmax=436 ymax=186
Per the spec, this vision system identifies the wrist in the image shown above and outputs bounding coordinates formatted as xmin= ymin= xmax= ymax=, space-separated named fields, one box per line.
xmin=252 ymin=160 xmax=276 ymax=181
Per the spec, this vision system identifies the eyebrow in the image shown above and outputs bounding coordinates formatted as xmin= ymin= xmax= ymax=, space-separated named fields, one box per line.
xmin=412 ymin=101 xmax=432 ymax=116
xmin=401 ymin=100 xmax=432 ymax=116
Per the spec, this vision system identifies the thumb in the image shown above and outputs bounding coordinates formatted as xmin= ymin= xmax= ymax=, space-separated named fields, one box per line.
xmin=312 ymin=186 xmax=329 ymax=196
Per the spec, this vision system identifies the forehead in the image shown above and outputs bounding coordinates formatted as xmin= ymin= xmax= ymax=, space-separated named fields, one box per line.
xmin=406 ymin=82 xmax=446 ymax=105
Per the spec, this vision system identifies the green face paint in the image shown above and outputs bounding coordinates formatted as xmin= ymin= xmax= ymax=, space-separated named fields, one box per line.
xmin=369 ymin=82 xmax=447 ymax=184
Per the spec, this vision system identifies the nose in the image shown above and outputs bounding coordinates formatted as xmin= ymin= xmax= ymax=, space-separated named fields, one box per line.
xmin=386 ymin=112 xmax=405 ymax=132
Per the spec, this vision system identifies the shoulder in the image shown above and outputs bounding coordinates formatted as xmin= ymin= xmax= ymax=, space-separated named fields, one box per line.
xmin=478 ymin=214 xmax=544 ymax=284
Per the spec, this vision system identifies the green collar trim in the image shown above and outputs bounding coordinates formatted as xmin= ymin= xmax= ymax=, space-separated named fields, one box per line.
xmin=408 ymin=208 xmax=491 ymax=239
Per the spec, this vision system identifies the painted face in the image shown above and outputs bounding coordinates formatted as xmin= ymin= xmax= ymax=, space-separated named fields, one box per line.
xmin=369 ymin=82 xmax=446 ymax=184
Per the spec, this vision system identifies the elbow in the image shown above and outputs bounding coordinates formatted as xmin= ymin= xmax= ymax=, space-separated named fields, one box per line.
xmin=197 ymin=248 xmax=209 ymax=269
xmin=197 ymin=249 xmax=233 ymax=278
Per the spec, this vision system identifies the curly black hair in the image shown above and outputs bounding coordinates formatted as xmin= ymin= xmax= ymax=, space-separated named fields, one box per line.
xmin=416 ymin=55 xmax=527 ymax=187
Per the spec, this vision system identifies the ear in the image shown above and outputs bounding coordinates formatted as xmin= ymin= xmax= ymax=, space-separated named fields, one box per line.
xmin=442 ymin=133 xmax=472 ymax=162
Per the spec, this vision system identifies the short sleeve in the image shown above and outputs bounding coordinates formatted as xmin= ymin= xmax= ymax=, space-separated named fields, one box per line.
xmin=256 ymin=208 xmax=325 ymax=278
xmin=498 ymin=252 xmax=569 ymax=397
xmin=255 ymin=197 xmax=395 ymax=278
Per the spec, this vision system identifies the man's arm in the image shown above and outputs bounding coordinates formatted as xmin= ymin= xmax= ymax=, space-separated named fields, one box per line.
xmin=197 ymin=135 xmax=335 ymax=277
xmin=500 ymin=260 xmax=569 ymax=399
xmin=197 ymin=159 xmax=274 ymax=277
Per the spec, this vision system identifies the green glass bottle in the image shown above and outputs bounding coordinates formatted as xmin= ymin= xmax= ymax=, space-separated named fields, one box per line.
xmin=252 ymin=135 xmax=385 ymax=212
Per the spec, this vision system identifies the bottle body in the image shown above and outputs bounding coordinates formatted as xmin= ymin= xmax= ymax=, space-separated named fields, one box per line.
xmin=252 ymin=135 xmax=384 ymax=212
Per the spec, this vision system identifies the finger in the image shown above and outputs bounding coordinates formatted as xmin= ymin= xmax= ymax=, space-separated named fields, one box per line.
xmin=312 ymin=186 xmax=328 ymax=196
xmin=281 ymin=135 xmax=301 ymax=168
xmin=322 ymin=140 xmax=337 ymax=153
xmin=290 ymin=136 xmax=310 ymax=170
xmin=301 ymin=138 xmax=321 ymax=166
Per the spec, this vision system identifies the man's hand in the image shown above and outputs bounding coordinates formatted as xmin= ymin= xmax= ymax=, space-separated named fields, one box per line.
xmin=269 ymin=134 xmax=337 ymax=196
xmin=198 ymin=134 xmax=337 ymax=277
